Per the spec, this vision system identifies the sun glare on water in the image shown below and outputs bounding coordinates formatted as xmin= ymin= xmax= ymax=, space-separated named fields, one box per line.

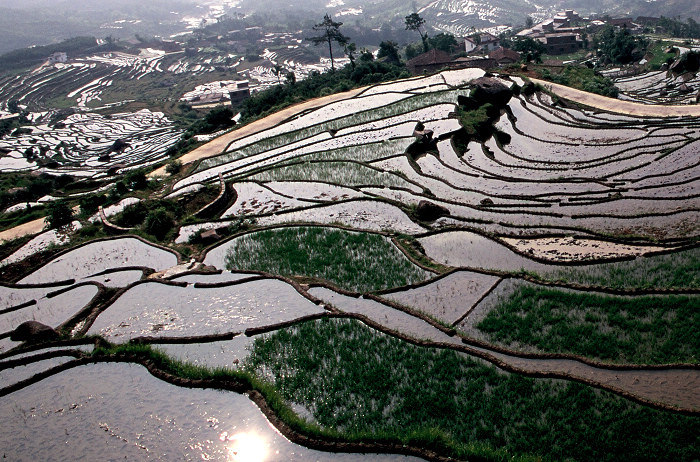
xmin=225 ymin=432 xmax=269 ymax=462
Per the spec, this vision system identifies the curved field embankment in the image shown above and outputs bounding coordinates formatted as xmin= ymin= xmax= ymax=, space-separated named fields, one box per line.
xmin=150 ymin=86 xmax=369 ymax=177
xmin=531 ymin=78 xmax=700 ymax=117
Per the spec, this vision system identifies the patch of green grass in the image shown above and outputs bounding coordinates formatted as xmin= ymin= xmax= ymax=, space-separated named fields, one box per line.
xmin=456 ymin=104 xmax=495 ymax=138
xmin=477 ymin=285 xmax=699 ymax=364
xmin=0 ymin=206 xmax=45 ymax=231
xmin=547 ymin=248 xmax=700 ymax=290
xmin=224 ymin=227 xmax=428 ymax=292
xmin=541 ymin=50 xmax=589 ymax=62
xmin=244 ymin=318 xmax=700 ymax=462
xmin=89 ymin=339 xmax=526 ymax=461
xmin=645 ymin=41 xmax=679 ymax=70
xmin=538 ymin=66 xmax=619 ymax=97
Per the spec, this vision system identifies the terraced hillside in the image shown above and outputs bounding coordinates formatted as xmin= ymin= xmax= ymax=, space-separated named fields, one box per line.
xmin=1 ymin=69 xmax=698 ymax=461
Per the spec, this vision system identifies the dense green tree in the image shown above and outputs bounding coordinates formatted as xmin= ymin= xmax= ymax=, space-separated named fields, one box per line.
xmin=7 ymin=100 xmax=20 ymax=114
xmin=593 ymin=25 xmax=648 ymax=64
xmin=429 ymin=33 xmax=459 ymax=54
xmin=165 ymin=160 xmax=182 ymax=176
xmin=46 ymin=200 xmax=73 ymax=229
xmin=79 ymin=194 xmax=106 ymax=216
xmin=657 ymin=16 xmax=700 ymax=39
xmin=239 ymin=60 xmax=408 ymax=121
xmin=126 ymin=169 xmax=148 ymax=190
xmin=377 ymin=41 xmax=400 ymax=64
xmin=405 ymin=42 xmax=423 ymax=60
xmin=359 ymin=48 xmax=374 ymax=62
xmin=204 ymin=106 xmax=235 ymax=129
xmin=143 ymin=207 xmax=174 ymax=240
xmin=674 ymin=50 xmax=700 ymax=73
xmin=116 ymin=202 xmax=147 ymax=227
xmin=307 ymin=14 xmax=350 ymax=71
xmin=272 ymin=64 xmax=284 ymax=84
xmin=511 ymin=37 xmax=546 ymax=62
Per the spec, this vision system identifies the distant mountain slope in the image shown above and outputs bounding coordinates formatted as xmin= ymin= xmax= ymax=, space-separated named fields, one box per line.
xmin=240 ymin=0 xmax=699 ymax=33
xmin=0 ymin=0 xmax=201 ymax=54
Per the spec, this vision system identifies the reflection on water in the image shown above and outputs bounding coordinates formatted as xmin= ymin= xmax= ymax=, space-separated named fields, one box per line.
xmin=88 ymin=279 xmax=324 ymax=341
xmin=0 ymin=363 xmax=421 ymax=461
xmin=225 ymin=432 xmax=268 ymax=462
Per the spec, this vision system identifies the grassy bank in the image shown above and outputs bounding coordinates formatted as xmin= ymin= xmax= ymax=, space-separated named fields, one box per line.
xmin=224 ymin=227 xmax=428 ymax=292
xmin=477 ymin=286 xmax=699 ymax=364
xmin=244 ymin=318 xmax=700 ymax=462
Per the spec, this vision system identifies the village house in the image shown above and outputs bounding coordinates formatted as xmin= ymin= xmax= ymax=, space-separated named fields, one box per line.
xmin=406 ymin=49 xmax=496 ymax=75
xmin=48 ymin=52 xmax=67 ymax=64
xmin=515 ymin=10 xmax=586 ymax=55
xmin=464 ymin=33 xmax=500 ymax=54
xmin=489 ymin=47 xmax=521 ymax=66
xmin=539 ymin=33 xmax=584 ymax=55
xmin=229 ymin=81 xmax=251 ymax=105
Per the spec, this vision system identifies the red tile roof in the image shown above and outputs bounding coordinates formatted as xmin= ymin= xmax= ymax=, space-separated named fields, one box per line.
xmin=407 ymin=49 xmax=454 ymax=67
xmin=489 ymin=47 xmax=521 ymax=62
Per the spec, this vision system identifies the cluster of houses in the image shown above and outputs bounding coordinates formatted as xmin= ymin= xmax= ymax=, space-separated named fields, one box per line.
xmin=406 ymin=32 xmax=520 ymax=75
xmin=180 ymin=80 xmax=251 ymax=106
xmin=516 ymin=10 xmax=586 ymax=55
xmin=406 ymin=10 xmax=664 ymax=75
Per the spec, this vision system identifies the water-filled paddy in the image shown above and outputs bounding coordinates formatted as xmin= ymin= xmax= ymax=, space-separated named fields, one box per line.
xmin=0 ymin=363 xmax=420 ymax=461
xmin=88 ymin=279 xmax=324 ymax=341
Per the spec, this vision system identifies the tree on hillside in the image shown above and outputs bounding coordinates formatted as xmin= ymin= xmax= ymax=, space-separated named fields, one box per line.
xmin=429 ymin=33 xmax=459 ymax=54
xmin=307 ymin=14 xmax=350 ymax=71
xmin=272 ymin=64 xmax=284 ymax=84
xmin=405 ymin=13 xmax=429 ymax=52
xmin=46 ymin=200 xmax=73 ymax=229
xmin=377 ymin=41 xmax=400 ymax=64
xmin=344 ymin=42 xmax=357 ymax=69
xmin=511 ymin=37 xmax=546 ymax=63
xmin=143 ymin=207 xmax=174 ymax=240
xmin=285 ymin=71 xmax=296 ymax=85
xmin=593 ymin=26 xmax=648 ymax=64
xmin=204 ymin=106 xmax=235 ymax=129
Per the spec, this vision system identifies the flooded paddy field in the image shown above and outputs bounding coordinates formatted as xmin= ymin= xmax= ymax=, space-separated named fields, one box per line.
xmin=2 ymin=69 xmax=699 ymax=461
xmin=0 ymin=363 xmax=419 ymax=461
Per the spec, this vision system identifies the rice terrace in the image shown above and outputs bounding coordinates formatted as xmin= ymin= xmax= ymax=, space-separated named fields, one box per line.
xmin=0 ymin=10 xmax=699 ymax=461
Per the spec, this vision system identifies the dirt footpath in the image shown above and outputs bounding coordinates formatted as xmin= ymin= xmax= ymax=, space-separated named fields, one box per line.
xmin=0 ymin=205 xmax=80 ymax=244
xmin=150 ymin=86 xmax=368 ymax=177
xmin=0 ymin=217 xmax=47 ymax=243
xmin=531 ymin=78 xmax=700 ymax=117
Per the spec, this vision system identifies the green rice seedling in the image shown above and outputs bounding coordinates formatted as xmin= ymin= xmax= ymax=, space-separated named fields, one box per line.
xmin=293 ymin=138 xmax=414 ymax=163
xmin=224 ymin=227 xmax=428 ymax=292
xmin=244 ymin=160 xmax=417 ymax=189
xmin=244 ymin=318 xmax=700 ymax=462
xmin=545 ymin=247 xmax=700 ymax=290
xmin=196 ymin=90 xmax=462 ymax=173
xmin=477 ymin=285 xmax=699 ymax=364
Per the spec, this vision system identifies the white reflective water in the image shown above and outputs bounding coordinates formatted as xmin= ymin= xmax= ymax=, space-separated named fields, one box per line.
xmin=0 ymin=363 xmax=422 ymax=461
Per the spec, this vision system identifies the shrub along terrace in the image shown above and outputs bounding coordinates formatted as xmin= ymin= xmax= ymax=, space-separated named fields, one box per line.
xmin=243 ymin=318 xmax=700 ymax=462
xmin=476 ymin=285 xmax=699 ymax=364
xmin=240 ymin=60 xmax=411 ymax=122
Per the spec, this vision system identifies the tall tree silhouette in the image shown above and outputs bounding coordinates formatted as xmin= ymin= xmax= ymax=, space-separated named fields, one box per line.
xmin=405 ymin=13 xmax=429 ymax=52
xmin=308 ymin=14 xmax=349 ymax=71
